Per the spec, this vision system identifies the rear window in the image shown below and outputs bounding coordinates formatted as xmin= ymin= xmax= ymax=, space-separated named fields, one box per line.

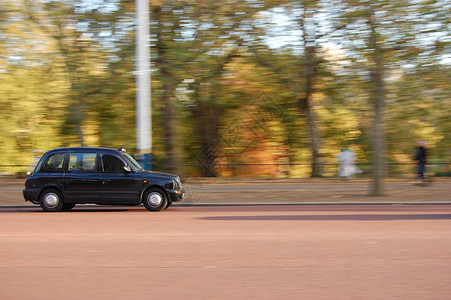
xmin=42 ymin=153 xmax=66 ymax=172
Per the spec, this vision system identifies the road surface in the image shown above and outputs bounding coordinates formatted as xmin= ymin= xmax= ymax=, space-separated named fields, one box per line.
xmin=1 ymin=205 xmax=450 ymax=299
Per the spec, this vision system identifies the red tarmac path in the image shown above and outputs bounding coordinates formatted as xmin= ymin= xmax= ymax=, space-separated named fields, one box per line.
xmin=1 ymin=205 xmax=450 ymax=299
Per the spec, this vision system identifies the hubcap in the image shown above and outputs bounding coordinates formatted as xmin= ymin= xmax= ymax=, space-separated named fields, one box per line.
xmin=147 ymin=192 xmax=163 ymax=207
xmin=44 ymin=193 xmax=59 ymax=208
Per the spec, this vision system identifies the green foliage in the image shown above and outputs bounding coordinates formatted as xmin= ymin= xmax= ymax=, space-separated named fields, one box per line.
xmin=0 ymin=0 xmax=449 ymax=179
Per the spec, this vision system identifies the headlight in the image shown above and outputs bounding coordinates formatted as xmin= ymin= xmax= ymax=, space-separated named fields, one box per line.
xmin=172 ymin=176 xmax=182 ymax=189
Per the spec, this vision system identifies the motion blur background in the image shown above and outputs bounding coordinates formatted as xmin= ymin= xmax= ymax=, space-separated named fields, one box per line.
xmin=0 ymin=0 xmax=450 ymax=178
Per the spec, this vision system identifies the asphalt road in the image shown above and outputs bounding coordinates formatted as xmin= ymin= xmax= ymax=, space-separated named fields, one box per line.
xmin=1 ymin=205 xmax=450 ymax=299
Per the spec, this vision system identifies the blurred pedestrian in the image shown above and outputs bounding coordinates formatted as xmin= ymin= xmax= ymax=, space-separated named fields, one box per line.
xmin=336 ymin=148 xmax=359 ymax=179
xmin=414 ymin=141 xmax=427 ymax=184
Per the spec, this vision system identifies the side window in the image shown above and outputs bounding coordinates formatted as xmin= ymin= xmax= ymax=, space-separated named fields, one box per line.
xmin=102 ymin=155 xmax=125 ymax=172
xmin=69 ymin=153 xmax=97 ymax=172
xmin=42 ymin=153 xmax=66 ymax=172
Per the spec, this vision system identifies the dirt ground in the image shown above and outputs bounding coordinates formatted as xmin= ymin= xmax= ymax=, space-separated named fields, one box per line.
xmin=2 ymin=177 xmax=450 ymax=206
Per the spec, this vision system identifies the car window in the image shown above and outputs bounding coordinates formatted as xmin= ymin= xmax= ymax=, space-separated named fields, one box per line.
xmin=121 ymin=152 xmax=143 ymax=171
xmin=42 ymin=153 xmax=66 ymax=172
xmin=69 ymin=153 xmax=97 ymax=172
xmin=102 ymin=155 xmax=125 ymax=172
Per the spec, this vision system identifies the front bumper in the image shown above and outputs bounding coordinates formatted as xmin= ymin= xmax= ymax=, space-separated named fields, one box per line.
xmin=23 ymin=189 xmax=40 ymax=204
xmin=167 ymin=189 xmax=185 ymax=202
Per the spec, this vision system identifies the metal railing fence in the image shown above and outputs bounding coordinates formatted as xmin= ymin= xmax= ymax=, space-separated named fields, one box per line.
xmin=1 ymin=162 xmax=449 ymax=179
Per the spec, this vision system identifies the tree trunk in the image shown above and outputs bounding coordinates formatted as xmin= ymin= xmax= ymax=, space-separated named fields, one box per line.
xmin=297 ymin=23 xmax=323 ymax=177
xmin=195 ymin=97 xmax=220 ymax=177
xmin=155 ymin=5 xmax=178 ymax=173
xmin=303 ymin=99 xmax=323 ymax=177
xmin=368 ymin=5 xmax=386 ymax=196
xmin=73 ymin=101 xmax=85 ymax=147
xmin=162 ymin=83 xmax=178 ymax=174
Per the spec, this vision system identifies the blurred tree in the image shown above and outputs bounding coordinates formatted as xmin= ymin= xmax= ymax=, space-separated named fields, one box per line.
xmin=243 ymin=1 xmax=340 ymax=177
xmin=172 ymin=1 xmax=284 ymax=176
xmin=153 ymin=3 xmax=180 ymax=173
xmin=1 ymin=0 xmax=449 ymax=179
xmin=295 ymin=0 xmax=326 ymax=177
xmin=330 ymin=0 xmax=450 ymax=192
xmin=0 ymin=0 xmax=68 ymax=170
xmin=25 ymin=0 xmax=116 ymax=146
xmin=331 ymin=0 xmax=405 ymax=194
xmin=385 ymin=0 xmax=451 ymax=174
xmin=90 ymin=1 xmax=137 ymax=149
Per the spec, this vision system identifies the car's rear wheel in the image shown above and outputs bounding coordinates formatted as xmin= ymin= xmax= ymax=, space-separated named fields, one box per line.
xmin=143 ymin=188 xmax=168 ymax=212
xmin=39 ymin=189 xmax=64 ymax=212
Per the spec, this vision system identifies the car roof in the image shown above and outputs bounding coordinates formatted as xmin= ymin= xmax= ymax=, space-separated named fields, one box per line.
xmin=46 ymin=147 xmax=121 ymax=155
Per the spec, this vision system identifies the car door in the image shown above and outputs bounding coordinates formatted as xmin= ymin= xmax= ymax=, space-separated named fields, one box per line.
xmin=100 ymin=153 xmax=141 ymax=204
xmin=37 ymin=151 xmax=68 ymax=189
xmin=63 ymin=151 xmax=101 ymax=203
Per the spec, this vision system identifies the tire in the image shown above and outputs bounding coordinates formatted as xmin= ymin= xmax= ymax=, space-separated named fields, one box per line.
xmin=39 ymin=189 xmax=64 ymax=212
xmin=165 ymin=201 xmax=173 ymax=209
xmin=62 ymin=203 xmax=76 ymax=211
xmin=142 ymin=188 xmax=168 ymax=212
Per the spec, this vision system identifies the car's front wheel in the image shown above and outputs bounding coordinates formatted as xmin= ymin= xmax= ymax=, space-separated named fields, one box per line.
xmin=39 ymin=189 xmax=64 ymax=212
xmin=143 ymin=188 xmax=168 ymax=212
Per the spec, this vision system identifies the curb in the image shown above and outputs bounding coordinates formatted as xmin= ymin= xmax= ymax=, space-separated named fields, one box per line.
xmin=1 ymin=202 xmax=451 ymax=209
xmin=175 ymin=202 xmax=451 ymax=206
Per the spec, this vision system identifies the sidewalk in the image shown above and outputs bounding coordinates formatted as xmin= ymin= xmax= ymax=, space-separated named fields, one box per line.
xmin=2 ymin=178 xmax=450 ymax=206
xmin=179 ymin=177 xmax=451 ymax=205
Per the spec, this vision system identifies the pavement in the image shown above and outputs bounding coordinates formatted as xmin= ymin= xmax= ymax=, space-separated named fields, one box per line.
xmin=2 ymin=177 xmax=450 ymax=207
xmin=1 ymin=204 xmax=451 ymax=299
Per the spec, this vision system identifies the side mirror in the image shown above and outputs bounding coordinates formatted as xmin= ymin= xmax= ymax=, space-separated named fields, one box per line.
xmin=124 ymin=165 xmax=132 ymax=173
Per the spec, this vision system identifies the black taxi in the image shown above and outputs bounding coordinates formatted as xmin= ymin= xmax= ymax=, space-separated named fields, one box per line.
xmin=23 ymin=147 xmax=184 ymax=212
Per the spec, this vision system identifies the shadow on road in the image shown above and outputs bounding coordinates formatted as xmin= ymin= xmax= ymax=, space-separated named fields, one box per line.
xmin=200 ymin=214 xmax=451 ymax=221
xmin=0 ymin=208 xmax=132 ymax=213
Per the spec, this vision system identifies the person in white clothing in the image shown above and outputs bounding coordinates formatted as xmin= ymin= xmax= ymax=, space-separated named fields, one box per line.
xmin=336 ymin=148 xmax=359 ymax=179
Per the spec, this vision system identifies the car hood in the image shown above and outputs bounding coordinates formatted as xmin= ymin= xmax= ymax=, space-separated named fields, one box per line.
xmin=137 ymin=170 xmax=178 ymax=179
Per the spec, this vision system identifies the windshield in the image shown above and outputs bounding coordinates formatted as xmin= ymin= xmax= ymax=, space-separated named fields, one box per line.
xmin=121 ymin=152 xmax=143 ymax=171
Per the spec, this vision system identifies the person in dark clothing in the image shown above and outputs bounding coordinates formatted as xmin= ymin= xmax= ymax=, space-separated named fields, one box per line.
xmin=414 ymin=141 xmax=427 ymax=181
